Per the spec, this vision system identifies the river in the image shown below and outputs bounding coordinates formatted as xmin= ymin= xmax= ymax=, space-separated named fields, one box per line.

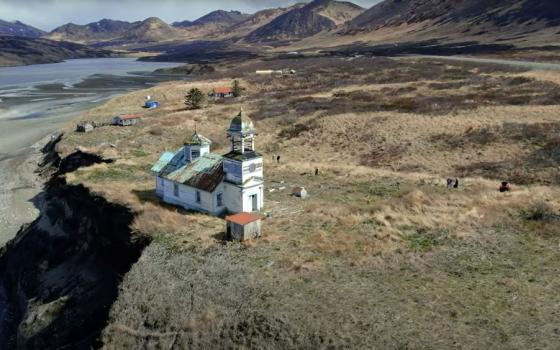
xmin=0 ymin=58 xmax=183 ymax=245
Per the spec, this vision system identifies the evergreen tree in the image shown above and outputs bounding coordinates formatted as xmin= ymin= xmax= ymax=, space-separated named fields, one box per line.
xmin=232 ymin=80 xmax=242 ymax=98
xmin=185 ymin=88 xmax=204 ymax=110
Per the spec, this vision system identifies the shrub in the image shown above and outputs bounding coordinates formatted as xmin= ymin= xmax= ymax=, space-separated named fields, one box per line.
xmin=520 ymin=202 xmax=558 ymax=222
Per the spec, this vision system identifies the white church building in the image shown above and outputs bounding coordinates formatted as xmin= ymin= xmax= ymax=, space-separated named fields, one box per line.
xmin=151 ymin=109 xmax=264 ymax=215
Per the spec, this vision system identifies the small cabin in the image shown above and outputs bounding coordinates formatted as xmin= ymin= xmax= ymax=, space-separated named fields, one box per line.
xmin=113 ymin=115 xmax=141 ymax=126
xmin=225 ymin=212 xmax=262 ymax=241
xmin=145 ymin=101 xmax=160 ymax=109
xmin=76 ymin=121 xmax=94 ymax=133
xmin=209 ymin=87 xmax=234 ymax=98
xmin=292 ymin=186 xmax=308 ymax=198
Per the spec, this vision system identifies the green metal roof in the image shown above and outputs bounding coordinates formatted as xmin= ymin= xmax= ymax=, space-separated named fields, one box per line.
xmin=151 ymin=151 xmax=175 ymax=173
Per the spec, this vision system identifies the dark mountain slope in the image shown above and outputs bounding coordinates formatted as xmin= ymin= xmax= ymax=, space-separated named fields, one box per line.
xmin=246 ymin=0 xmax=363 ymax=42
xmin=0 ymin=36 xmax=114 ymax=67
xmin=347 ymin=0 xmax=560 ymax=31
xmin=0 ymin=20 xmax=45 ymax=38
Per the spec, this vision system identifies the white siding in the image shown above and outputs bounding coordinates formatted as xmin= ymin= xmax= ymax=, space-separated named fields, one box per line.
xmin=162 ymin=179 xmax=216 ymax=213
xmin=155 ymin=176 xmax=165 ymax=197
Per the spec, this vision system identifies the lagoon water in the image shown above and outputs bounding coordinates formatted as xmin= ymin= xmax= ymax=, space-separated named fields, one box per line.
xmin=0 ymin=57 xmax=182 ymax=246
xmin=0 ymin=57 xmax=180 ymax=88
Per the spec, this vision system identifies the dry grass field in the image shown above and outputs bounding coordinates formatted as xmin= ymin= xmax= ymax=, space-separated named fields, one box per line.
xmin=55 ymin=56 xmax=560 ymax=349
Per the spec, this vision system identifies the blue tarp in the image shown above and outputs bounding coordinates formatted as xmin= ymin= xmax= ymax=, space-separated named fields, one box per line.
xmin=145 ymin=101 xmax=160 ymax=109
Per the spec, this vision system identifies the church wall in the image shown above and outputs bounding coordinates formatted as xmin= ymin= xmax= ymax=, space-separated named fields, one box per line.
xmin=223 ymin=182 xmax=243 ymax=213
xmin=155 ymin=176 xmax=165 ymax=197
xmin=162 ymin=179 xmax=216 ymax=214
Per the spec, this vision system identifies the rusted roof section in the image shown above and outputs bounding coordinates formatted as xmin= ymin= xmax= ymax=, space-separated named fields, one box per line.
xmin=165 ymin=153 xmax=224 ymax=192
xmin=151 ymin=151 xmax=175 ymax=173
xmin=226 ymin=212 xmax=261 ymax=225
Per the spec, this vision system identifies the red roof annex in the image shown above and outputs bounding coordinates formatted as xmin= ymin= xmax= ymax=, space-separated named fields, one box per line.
xmin=226 ymin=212 xmax=261 ymax=225
xmin=119 ymin=114 xmax=141 ymax=120
xmin=213 ymin=87 xmax=233 ymax=94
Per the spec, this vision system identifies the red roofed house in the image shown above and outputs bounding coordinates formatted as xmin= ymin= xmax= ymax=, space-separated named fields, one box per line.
xmin=113 ymin=114 xmax=141 ymax=126
xmin=209 ymin=86 xmax=234 ymax=99
xmin=226 ymin=212 xmax=262 ymax=241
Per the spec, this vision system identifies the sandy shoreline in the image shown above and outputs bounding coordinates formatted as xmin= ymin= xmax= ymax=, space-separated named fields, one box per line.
xmin=0 ymin=136 xmax=50 ymax=245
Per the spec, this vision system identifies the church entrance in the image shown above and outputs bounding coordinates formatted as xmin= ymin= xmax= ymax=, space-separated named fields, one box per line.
xmin=250 ymin=194 xmax=258 ymax=212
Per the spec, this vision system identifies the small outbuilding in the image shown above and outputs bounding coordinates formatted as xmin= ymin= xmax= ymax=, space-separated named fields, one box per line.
xmin=76 ymin=121 xmax=94 ymax=133
xmin=292 ymin=186 xmax=308 ymax=198
xmin=225 ymin=212 xmax=262 ymax=241
xmin=145 ymin=100 xmax=160 ymax=109
xmin=209 ymin=87 xmax=234 ymax=98
xmin=112 ymin=114 xmax=141 ymax=126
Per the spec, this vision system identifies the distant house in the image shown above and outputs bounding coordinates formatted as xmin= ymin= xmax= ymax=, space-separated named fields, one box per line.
xmin=209 ymin=87 xmax=234 ymax=98
xmin=225 ymin=212 xmax=262 ymax=241
xmin=145 ymin=101 xmax=160 ymax=109
xmin=112 ymin=115 xmax=141 ymax=126
xmin=76 ymin=121 xmax=94 ymax=133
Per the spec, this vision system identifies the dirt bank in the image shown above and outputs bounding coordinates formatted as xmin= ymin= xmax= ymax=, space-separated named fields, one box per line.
xmin=0 ymin=141 xmax=150 ymax=349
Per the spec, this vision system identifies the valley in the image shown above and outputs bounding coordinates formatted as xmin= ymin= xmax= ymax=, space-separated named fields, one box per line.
xmin=1 ymin=0 xmax=560 ymax=349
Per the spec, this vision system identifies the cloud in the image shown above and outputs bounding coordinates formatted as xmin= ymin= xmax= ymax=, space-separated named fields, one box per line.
xmin=0 ymin=0 xmax=382 ymax=31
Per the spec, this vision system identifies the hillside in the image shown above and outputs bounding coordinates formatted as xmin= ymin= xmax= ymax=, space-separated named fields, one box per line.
xmin=246 ymin=0 xmax=363 ymax=42
xmin=0 ymin=36 xmax=113 ymax=67
xmin=340 ymin=0 xmax=560 ymax=46
xmin=47 ymin=19 xmax=137 ymax=44
xmin=0 ymin=19 xmax=45 ymax=38
xmin=8 ymin=54 xmax=560 ymax=348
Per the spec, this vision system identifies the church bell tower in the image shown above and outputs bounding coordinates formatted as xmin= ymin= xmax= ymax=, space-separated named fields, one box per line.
xmin=222 ymin=108 xmax=264 ymax=212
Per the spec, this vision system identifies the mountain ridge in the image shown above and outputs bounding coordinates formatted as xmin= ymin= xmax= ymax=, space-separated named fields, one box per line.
xmin=0 ymin=19 xmax=46 ymax=38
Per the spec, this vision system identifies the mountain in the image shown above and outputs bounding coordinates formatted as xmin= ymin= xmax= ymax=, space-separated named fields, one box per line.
xmin=119 ymin=17 xmax=184 ymax=43
xmin=48 ymin=19 xmax=137 ymax=43
xmin=246 ymin=0 xmax=363 ymax=42
xmin=343 ymin=0 xmax=560 ymax=44
xmin=173 ymin=10 xmax=250 ymax=39
xmin=219 ymin=6 xmax=304 ymax=39
xmin=0 ymin=36 xmax=113 ymax=67
xmin=0 ymin=19 xmax=45 ymax=38
xmin=175 ymin=10 xmax=249 ymax=29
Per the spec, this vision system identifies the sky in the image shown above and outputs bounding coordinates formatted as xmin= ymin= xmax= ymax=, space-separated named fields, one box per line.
xmin=0 ymin=0 xmax=382 ymax=31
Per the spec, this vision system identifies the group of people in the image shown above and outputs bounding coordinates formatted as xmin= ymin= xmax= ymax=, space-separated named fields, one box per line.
xmin=447 ymin=177 xmax=511 ymax=192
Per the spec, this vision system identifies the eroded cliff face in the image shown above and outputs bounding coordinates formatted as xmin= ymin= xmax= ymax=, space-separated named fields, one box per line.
xmin=0 ymin=138 xmax=149 ymax=349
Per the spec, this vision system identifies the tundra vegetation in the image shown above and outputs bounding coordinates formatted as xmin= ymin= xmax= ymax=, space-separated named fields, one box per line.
xmin=56 ymin=56 xmax=560 ymax=349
